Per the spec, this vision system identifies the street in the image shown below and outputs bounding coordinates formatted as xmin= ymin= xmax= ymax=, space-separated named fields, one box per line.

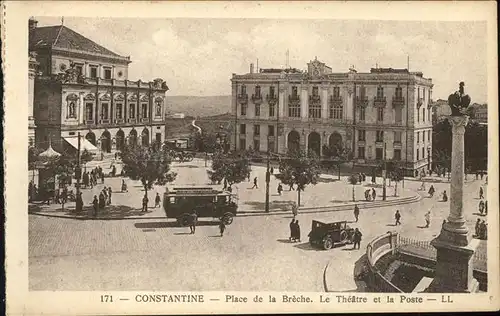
xmin=29 ymin=158 xmax=488 ymax=291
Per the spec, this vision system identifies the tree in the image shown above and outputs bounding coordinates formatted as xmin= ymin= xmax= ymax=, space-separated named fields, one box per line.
xmin=348 ymin=174 xmax=358 ymax=202
xmin=121 ymin=144 xmax=177 ymax=199
xmin=80 ymin=149 xmax=93 ymax=165
xmin=274 ymin=149 xmax=321 ymax=206
xmin=42 ymin=154 xmax=78 ymax=210
xmin=191 ymin=132 xmax=221 ymax=153
xmin=389 ymin=163 xmax=404 ymax=197
xmin=207 ymin=151 xmax=251 ymax=187
xmin=322 ymin=143 xmax=352 ymax=180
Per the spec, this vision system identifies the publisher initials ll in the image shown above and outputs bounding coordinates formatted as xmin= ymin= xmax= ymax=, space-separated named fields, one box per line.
xmin=442 ymin=295 xmax=453 ymax=303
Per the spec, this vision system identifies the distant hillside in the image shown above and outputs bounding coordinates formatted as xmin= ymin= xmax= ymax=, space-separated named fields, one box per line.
xmin=166 ymin=95 xmax=231 ymax=118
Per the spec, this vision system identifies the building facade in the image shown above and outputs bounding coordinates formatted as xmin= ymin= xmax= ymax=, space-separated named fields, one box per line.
xmin=29 ymin=18 xmax=169 ymax=153
xmin=231 ymin=58 xmax=434 ymax=174
xmin=29 ymin=52 xmax=39 ymax=147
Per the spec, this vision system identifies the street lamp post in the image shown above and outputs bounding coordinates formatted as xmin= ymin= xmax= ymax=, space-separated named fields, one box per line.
xmin=382 ymin=142 xmax=387 ymax=201
xmin=74 ymin=132 xmax=82 ymax=212
xmin=265 ymin=150 xmax=270 ymax=213
xmin=427 ymin=146 xmax=431 ymax=172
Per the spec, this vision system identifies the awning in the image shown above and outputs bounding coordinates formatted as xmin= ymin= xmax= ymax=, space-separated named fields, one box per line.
xmin=63 ymin=137 xmax=98 ymax=152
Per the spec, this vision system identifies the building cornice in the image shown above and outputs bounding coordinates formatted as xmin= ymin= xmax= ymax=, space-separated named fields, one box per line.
xmin=51 ymin=47 xmax=131 ymax=65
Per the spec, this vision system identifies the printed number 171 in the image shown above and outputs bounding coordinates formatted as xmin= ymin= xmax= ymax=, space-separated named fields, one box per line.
xmin=101 ymin=295 xmax=113 ymax=303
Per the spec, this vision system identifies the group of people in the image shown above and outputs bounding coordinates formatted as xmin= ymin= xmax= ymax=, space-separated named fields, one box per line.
xmin=426 ymin=185 xmax=447 ymax=202
xmin=364 ymin=188 xmax=377 ymax=201
xmin=91 ymin=186 xmax=113 ymax=216
xmin=82 ymin=167 xmax=105 ymax=189
xmin=475 ymin=219 xmax=488 ymax=240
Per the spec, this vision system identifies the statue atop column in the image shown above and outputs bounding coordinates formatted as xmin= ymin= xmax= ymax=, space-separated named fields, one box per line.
xmin=448 ymin=82 xmax=471 ymax=116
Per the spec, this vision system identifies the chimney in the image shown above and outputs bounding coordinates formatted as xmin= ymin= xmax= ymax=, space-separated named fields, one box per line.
xmin=29 ymin=17 xmax=38 ymax=31
xmin=250 ymin=63 xmax=254 ymax=74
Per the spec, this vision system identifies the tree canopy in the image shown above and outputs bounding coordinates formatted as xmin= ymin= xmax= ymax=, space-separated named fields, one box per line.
xmin=275 ymin=149 xmax=321 ymax=205
xmin=121 ymin=144 xmax=177 ymax=195
xmin=207 ymin=151 xmax=251 ymax=186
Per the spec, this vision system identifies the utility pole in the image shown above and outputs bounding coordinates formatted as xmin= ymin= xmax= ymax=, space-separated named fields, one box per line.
xmin=265 ymin=150 xmax=270 ymax=213
xmin=382 ymin=142 xmax=387 ymax=201
xmin=75 ymin=132 xmax=82 ymax=212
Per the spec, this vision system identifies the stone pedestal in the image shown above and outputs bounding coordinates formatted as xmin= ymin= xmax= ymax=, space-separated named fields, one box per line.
xmin=426 ymin=115 xmax=479 ymax=293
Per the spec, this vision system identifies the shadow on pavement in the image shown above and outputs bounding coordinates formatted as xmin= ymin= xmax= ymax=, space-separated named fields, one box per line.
xmin=318 ymin=177 xmax=341 ymax=183
xmin=244 ymin=200 xmax=294 ymax=211
xmin=276 ymin=238 xmax=293 ymax=243
xmin=331 ymin=199 xmax=349 ymax=204
xmin=293 ymin=242 xmax=324 ymax=251
xmin=364 ymin=183 xmax=383 ymax=188
xmin=472 ymin=212 xmax=487 ymax=217
xmin=134 ymin=220 xmax=220 ymax=229
xmin=174 ymin=164 xmax=199 ymax=168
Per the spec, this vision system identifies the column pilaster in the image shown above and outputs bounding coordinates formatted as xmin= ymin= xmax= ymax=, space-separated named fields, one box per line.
xmin=321 ymin=84 xmax=328 ymax=119
xmin=300 ymin=86 xmax=308 ymax=120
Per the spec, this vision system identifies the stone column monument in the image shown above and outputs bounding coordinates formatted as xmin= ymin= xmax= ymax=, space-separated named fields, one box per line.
xmin=426 ymin=82 xmax=479 ymax=293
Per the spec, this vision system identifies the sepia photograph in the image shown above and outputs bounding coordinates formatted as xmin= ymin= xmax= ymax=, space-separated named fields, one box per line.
xmin=3 ymin=1 xmax=499 ymax=314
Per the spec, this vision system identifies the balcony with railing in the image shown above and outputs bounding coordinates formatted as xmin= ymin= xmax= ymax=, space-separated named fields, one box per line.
xmin=251 ymin=93 xmax=263 ymax=104
xmin=392 ymin=96 xmax=405 ymax=108
xmin=355 ymin=96 xmax=369 ymax=107
xmin=266 ymin=94 xmax=278 ymax=105
xmin=115 ymin=118 xmax=125 ymax=124
xmin=308 ymin=94 xmax=321 ymax=105
xmin=237 ymin=93 xmax=248 ymax=104
xmin=373 ymin=96 xmax=387 ymax=108
xmin=329 ymin=95 xmax=343 ymax=106
xmin=288 ymin=94 xmax=300 ymax=106
xmin=99 ymin=118 xmax=111 ymax=124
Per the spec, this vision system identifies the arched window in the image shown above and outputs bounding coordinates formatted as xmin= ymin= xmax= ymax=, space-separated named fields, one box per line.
xmin=101 ymin=103 xmax=109 ymax=120
xmin=142 ymin=103 xmax=148 ymax=118
xmin=333 ymin=103 xmax=343 ymax=119
xmin=241 ymin=85 xmax=246 ymax=95
xmin=116 ymin=103 xmax=123 ymax=119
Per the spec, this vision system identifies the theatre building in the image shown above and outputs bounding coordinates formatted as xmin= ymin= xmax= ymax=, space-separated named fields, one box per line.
xmin=29 ymin=18 xmax=168 ymax=154
xmin=231 ymin=58 xmax=434 ymax=175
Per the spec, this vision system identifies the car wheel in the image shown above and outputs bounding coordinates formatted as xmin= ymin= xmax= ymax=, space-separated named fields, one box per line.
xmin=323 ymin=237 xmax=334 ymax=250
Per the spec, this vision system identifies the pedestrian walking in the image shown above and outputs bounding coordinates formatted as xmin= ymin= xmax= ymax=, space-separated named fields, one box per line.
xmin=111 ymin=165 xmax=116 ymax=177
xmin=251 ymin=177 xmax=258 ymax=189
xmin=92 ymin=195 xmax=99 ymax=217
xmin=362 ymin=173 xmax=366 ymax=182
xmin=479 ymin=187 xmax=484 ymax=199
xmin=107 ymin=187 xmax=112 ymax=205
xmin=277 ymin=183 xmax=283 ymax=195
xmin=142 ymin=194 xmax=149 ymax=212
xmin=155 ymin=192 xmax=161 ymax=208
xmin=219 ymin=221 xmax=226 ymax=237
xmin=442 ymin=190 xmax=448 ymax=202
xmin=475 ymin=218 xmax=481 ymax=237
xmin=189 ymin=211 xmax=198 ymax=234
xmin=479 ymin=220 xmax=487 ymax=240
xmin=424 ymin=211 xmax=431 ymax=228
xmin=270 ymin=167 xmax=274 ymax=174
xmin=478 ymin=200 xmax=485 ymax=215
xmin=98 ymin=192 xmax=105 ymax=209
xmin=76 ymin=192 xmax=83 ymax=211
xmin=371 ymin=188 xmax=376 ymax=201
xmin=121 ymin=179 xmax=128 ymax=192
xmin=353 ymin=228 xmax=362 ymax=249
xmin=101 ymin=171 xmax=105 ymax=184
xmin=354 ymin=204 xmax=360 ymax=222
xmin=395 ymin=210 xmax=401 ymax=225
xmin=289 ymin=219 xmax=296 ymax=242
xmin=294 ymin=220 xmax=301 ymax=242
xmin=428 ymin=185 xmax=435 ymax=198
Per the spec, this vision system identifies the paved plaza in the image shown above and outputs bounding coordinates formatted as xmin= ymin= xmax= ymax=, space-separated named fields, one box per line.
xmin=29 ymin=157 xmax=489 ymax=291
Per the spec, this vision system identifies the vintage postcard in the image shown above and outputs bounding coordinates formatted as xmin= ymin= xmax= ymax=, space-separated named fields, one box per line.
xmin=3 ymin=0 xmax=499 ymax=314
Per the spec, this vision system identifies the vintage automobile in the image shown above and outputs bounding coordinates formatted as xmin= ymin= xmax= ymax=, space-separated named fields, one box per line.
xmin=308 ymin=220 xmax=355 ymax=250
xmin=163 ymin=186 xmax=238 ymax=226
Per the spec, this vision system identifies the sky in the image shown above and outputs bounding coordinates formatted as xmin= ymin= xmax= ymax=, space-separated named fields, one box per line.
xmin=35 ymin=17 xmax=488 ymax=102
